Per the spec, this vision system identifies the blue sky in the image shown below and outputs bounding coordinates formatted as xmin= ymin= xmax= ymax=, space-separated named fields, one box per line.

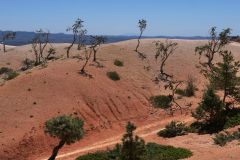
xmin=1 ymin=0 xmax=239 ymax=36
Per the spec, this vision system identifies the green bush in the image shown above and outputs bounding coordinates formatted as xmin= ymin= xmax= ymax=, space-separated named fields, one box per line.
xmin=76 ymin=142 xmax=192 ymax=160
xmin=150 ymin=95 xmax=171 ymax=109
xmin=0 ymin=67 xmax=12 ymax=75
xmin=146 ymin=143 xmax=192 ymax=160
xmin=158 ymin=121 xmax=188 ymax=138
xmin=114 ymin=59 xmax=124 ymax=67
xmin=175 ymin=89 xmax=186 ymax=96
xmin=213 ymin=132 xmax=230 ymax=146
xmin=76 ymin=152 xmax=109 ymax=160
xmin=0 ymin=67 xmax=19 ymax=80
xmin=4 ymin=71 xmax=19 ymax=80
xmin=21 ymin=58 xmax=35 ymax=71
xmin=224 ymin=109 xmax=240 ymax=129
xmin=185 ymin=76 xmax=196 ymax=97
xmin=107 ymin=71 xmax=120 ymax=81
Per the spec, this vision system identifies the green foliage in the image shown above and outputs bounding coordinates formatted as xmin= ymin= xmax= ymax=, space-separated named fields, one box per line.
xmin=175 ymin=89 xmax=186 ymax=96
xmin=150 ymin=95 xmax=171 ymax=109
xmin=76 ymin=143 xmax=192 ymax=160
xmin=21 ymin=58 xmax=35 ymax=71
xmin=45 ymin=115 xmax=84 ymax=145
xmin=0 ymin=67 xmax=19 ymax=80
xmin=213 ymin=130 xmax=240 ymax=146
xmin=195 ymin=27 xmax=231 ymax=76
xmin=224 ymin=109 xmax=240 ymax=129
xmin=138 ymin=19 xmax=147 ymax=33
xmin=5 ymin=71 xmax=19 ymax=80
xmin=119 ymin=122 xmax=147 ymax=160
xmin=114 ymin=59 xmax=124 ymax=67
xmin=158 ymin=121 xmax=188 ymax=138
xmin=192 ymin=86 xmax=225 ymax=133
xmin=175 ymin=76 xmax=196 ymax=97
xmin=107 ymin=71 xmax=120 ymax=81
xmin=0 ymin=67 xmax=12 ymax=75
xmin=210 ymin=51 xmax=240 ymax=105
xmin=76 ymin=152 xmax=109 ymax=160
xmin=145 ymin=143 xmax=192 ymax=160
xmin=185 ymin=76 xmax=196 ymax=97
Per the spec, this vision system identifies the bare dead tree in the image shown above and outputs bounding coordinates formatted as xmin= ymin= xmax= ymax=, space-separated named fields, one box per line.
xmin=90 ymin=36 xmax=106 ymax=62
xmin=79 ymin=47 xmax=93 ymax=76
xmin=77 ymin=29 xmax=87 ymax=50
xmin=154 ymin=40 xmax=189 ymax=115
xmin=154 ymin=40 xmax=178 ymax=81
xmin=66 ymin=18 xmax=85 ymax=58
xmin=135 ymin=19 xmax=147 ymax=59
xmin=31 ymin=29 xmax=49 ymax=65
xmin=1 ymin=31 xmax=16 ymax=52
xmin=46 ymin=47 xmax=56 ymax=60
xmin=195 ymin=27 xmax=231 ymax=76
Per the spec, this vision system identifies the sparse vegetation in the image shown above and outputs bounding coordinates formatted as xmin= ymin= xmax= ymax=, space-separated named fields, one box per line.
xmin=150 ymin=95 xmax=172 ymax=109
xmin=107 ymin=71 xmax=120 ymax=81
xmin=185 ymin=75 xmax=196 ymax=97
xmin=90 ymin=36 xmax=106 ymax=62
xmin=46 ymin=48 xmax=57 ymax=60
xmin=0 ymin=67 xmax=19 ymax=80
xmin=45 ymin=115 xmax=84 ymax=160
xmin=135 ymin=19 xmax=147 ymax=59
xmin=77 ymin=122 xmax=192 ymax=160
xmin=213 ymin=129 xmax=240 ymax=146
xmin=114 ymin=59 xmax=124 ymax=67
xmin=21 ymin=58 xmax=35 ymax=71
xmin=66 ymin=18 xmax=86 ymax=58
xmin=175 ymin=88 xmax=186 ymax=96
xmin=31 ymin=29 xmax=50 ymax=65
xmin=192 ymin=27 xmax=240 ymax=133
xmin=158 ymin=121 xmax=188 ymax=138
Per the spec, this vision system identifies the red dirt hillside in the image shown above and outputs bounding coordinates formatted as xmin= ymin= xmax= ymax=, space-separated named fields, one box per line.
xmin=0 ymin=39 xmax=240 ymax=160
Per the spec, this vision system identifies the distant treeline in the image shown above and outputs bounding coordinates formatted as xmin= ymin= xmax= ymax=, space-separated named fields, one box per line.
xmin=0 ymin=31 xmax=211 ymax=46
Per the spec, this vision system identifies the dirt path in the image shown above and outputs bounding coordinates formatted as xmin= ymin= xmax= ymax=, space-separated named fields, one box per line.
xmin=40 ymin=117 xmax=193 ymax=160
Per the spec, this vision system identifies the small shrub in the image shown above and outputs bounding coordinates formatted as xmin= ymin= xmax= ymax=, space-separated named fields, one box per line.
xmin=76 ymin=152 xmax=109 ymax=160
xmin=146 ymin=143 xmax=192 ymax=160
xmin=114 ymin=59 xmax=124 ymax=67
xmin=107 ymin=71 xmax=120 ymax=81
xmin=185 ymin=76 xmax=196 ymax=97
xmin=158 ymin=121 xmax=188 ymax=138
xmin=175 ymin=89 xmax=186 ymax=96
xmin=4 ymin=71 xmax=19 ymax=80
xmin=1 ymin=67 xmax=19 ymax=80
xmin=21 ymin=58 xmax=35 ymax=71
xmin=213 ymin=130 xmax=240 ymax=146
xmin=224 ymin=109 xmax=240 ymax=129
xmin=0 ymin=67 xmax=12 ymax=75
xmin=150 ymin=95 xmax=171 ymax=109
xmin=213 ymin=132 xmax=230 ymax=146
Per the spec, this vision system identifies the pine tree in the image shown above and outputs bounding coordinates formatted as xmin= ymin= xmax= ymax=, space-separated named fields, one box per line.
xmin=119 ymin=122 xmax=146 ymax=160
xmin=45 ymin=115 xmax=84 ymax=160
xmin=192 ymin=86 xmax=225 ymax=132
xmin=210 ymin=51 xmax=240 ymax=109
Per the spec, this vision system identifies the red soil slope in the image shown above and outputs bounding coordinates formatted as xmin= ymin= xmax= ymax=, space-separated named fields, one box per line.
xmin=0 ymin=39 xmax=240 ymax=160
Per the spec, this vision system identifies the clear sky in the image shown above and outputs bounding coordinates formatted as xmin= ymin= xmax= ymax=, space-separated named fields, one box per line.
xmin=1 ymin=0 xmax=240 ymax=36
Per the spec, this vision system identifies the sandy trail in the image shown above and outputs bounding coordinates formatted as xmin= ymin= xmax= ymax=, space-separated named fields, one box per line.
xmin=40 ymin=117 xmax=193 ymax=160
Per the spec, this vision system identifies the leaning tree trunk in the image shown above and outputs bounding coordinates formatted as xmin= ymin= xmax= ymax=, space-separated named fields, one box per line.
xmin=93 ymin=49 xmax=97 ymax=62
xmin=67 ymin=34 xmax=76 ymax=58
xmin=135 ymin=31 xmax=143 ymax=52
xmin=3 ymin=43 xmax=6 ymax=53
xmin=48 ymin=140 xmax=65 ymax=160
